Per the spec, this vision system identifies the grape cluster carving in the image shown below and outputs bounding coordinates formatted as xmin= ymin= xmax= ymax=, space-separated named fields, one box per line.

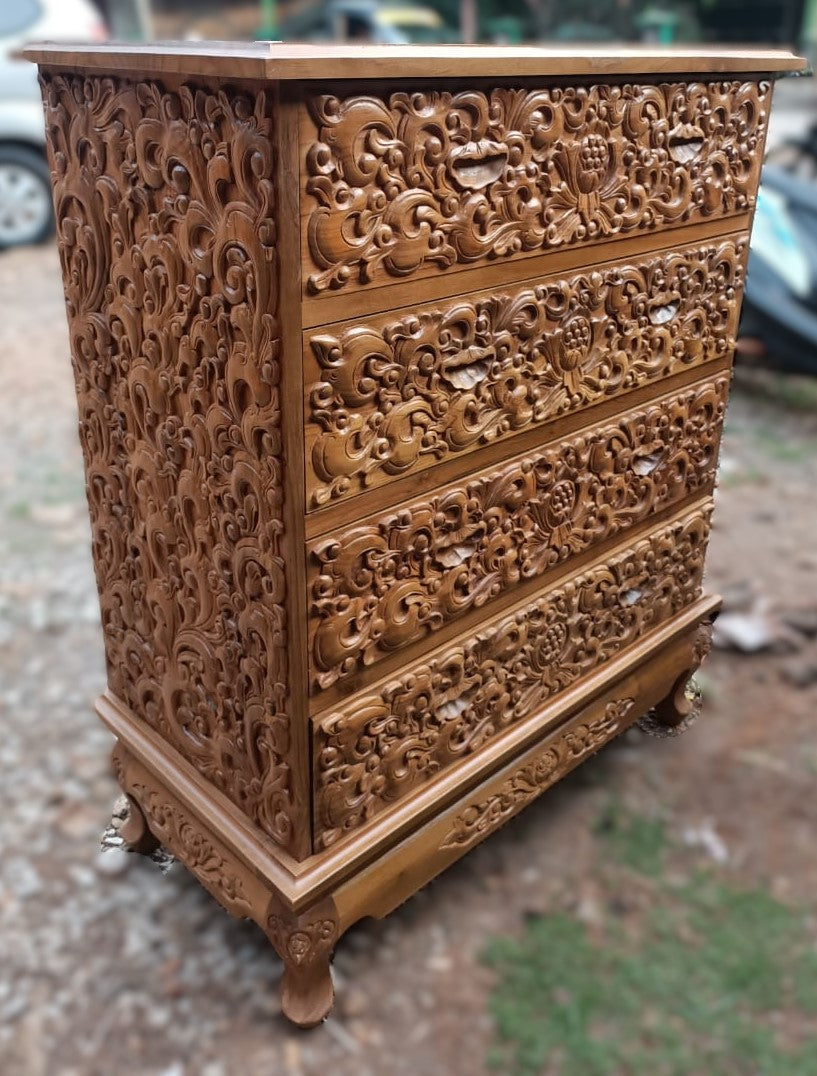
xmin=304 ymin=80 xmax=767 ymax=292
xmin=306 ymin=240 xmax=745 ymax=505
xmin=308 ymin=378 xmax=728 ymax=691
xmin=313 ymin=507 xmax=711 ymax=847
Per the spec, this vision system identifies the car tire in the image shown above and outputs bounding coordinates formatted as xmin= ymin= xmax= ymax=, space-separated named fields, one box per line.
xmin=0 ymin=144 xmax=55 ymax=250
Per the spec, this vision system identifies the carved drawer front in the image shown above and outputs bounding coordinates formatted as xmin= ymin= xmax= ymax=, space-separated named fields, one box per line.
xmin=307 ymin=376 xmax=728 ymax=694
xmin=312 ymin=503 xmax=711 ymax=848
xmin=304 ymin=237 xmax=745 ymax=509
xmin=301 ymin=80 xmax=766 ymax=296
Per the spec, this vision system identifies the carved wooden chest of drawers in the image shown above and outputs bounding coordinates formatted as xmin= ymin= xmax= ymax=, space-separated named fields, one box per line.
xmin=26 ymin=41 xmax=803 ymax=1027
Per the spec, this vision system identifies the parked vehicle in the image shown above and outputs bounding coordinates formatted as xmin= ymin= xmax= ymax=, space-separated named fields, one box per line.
xmin=274 ymin=0 xmax=456 ymax=45
xmin=740 ymin=164 xmax=817 ymax=375
xmin=765 ymin=120 xmax=817 ymax=182
xmin=0 ymin=0 xmax=107 ymax=249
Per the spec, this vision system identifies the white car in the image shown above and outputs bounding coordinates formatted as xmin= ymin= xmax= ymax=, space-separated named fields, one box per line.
xmin=0 ymin=0 xmax=107 ymax=248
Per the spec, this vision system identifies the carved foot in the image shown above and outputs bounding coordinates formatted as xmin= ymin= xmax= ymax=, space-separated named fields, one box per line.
xmin=637 ymin=674 xmax=703 ymax=737
xmin=109 ymin=741 xmax=162 ymax=856
xmin=638 ymin=620 xmax=712 ymax=738
xmin=117 ymin=793 xmax=161 ymax=854
xmin=267 ymin=901 xmax=338 ymax=1028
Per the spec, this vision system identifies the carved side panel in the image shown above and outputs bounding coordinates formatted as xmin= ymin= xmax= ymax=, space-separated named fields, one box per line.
xmin=312 ymin=506 xmax=711 ymax=848
xmin=441 ymin=698 xmax=636 ymax=850
xmin=305 ymin=239 xmax=745 ymax=506
xmin=40 ymin=73 xmax=299 ymax=853
xmin=302 ymin=81 xmax=767 ymax=293
xmin=307 ymin=377 xmax=728 ymax=692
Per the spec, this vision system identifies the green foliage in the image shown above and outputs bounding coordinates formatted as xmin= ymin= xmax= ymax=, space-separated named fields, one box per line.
xmin=483 ymin=806 xmax=817 ymax=1075
xmin=593 ymin=798 xmax=668 ymax=876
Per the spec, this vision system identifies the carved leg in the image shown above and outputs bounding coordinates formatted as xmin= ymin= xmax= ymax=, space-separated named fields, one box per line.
xmin=638 ymin=620 xmax=712 ymax=738
xmin=118 ymin=792 xmax=162 ymax=853
xmin=266 ymin=899 xmax=338 ymax=1028
xmin=110 ymin=741 xmax=160 ymax=854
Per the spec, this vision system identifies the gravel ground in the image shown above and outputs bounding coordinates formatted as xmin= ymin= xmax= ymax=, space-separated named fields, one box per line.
xmin=1 ymin=242 xmax=816 ymax=1076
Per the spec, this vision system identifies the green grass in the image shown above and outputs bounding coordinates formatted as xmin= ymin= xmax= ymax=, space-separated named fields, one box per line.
xmin=737 ymin=371 xmax=817 ymax=414
xmin=482 ymin=805 xmax=817 ymax=1075
xmin=592 ymin=799 xmax=668 ymax=877
xmin=753 ymin=425 xmax=813 ymax=464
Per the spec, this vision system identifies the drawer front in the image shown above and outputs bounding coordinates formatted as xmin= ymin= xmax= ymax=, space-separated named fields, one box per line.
xmin=312 ymin=504 xmax=711 ymax=848
xmin=301 ymin=80 xmax=766 ymax=296
xmin=304 ymin=238 xmax=745 ymax=509
xmin=308 ymin=376 xmax=727 ymax=693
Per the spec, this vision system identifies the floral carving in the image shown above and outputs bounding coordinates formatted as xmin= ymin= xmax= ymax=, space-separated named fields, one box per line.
xmin=441 ymin=699 xmax=636 ymax=850
xmin=129 ymin=780 xmax=253 ymax=916
xmin=308 ymin=377 xmax=728 ymax=690
xmin=305 ymin=240 xmax=745 ymax=505
xmin=303 ymin=81 xmax=767 ymax=292
xmin=40 ymin=73 xmax=299 ymax=852
xmin=267 ymin=912 xmax=338 ymax=966
xmin=313 ymin=508 xmax=711 ymax=847
xmin=693 ymin=618 xmax=715 ymax=666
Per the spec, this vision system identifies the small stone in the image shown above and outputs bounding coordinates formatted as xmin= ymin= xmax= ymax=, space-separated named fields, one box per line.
xmin=338 ymin=987 xmax=368 ymax=1019
xmin=784 ymin=609 xmax=817 ymax=638
xmin=29 ymin=502 xmax=79 ymax=527
xmin=427 ymin=952 xmax=452 ymax=972
xmin=4 ymin=857 xmax=43 ymax=898
xmin=200 ymin=1063 xmax=226 ymax=1076
xmin=0 ymin=994 xmax=29 ymax=1022
xmin=781 ymin=657 xmax=817 ymax=689
xmin=94 ymin=848 xmax=132 ymax=877
xmin=55 ymin=801 xmax=100 ymax=840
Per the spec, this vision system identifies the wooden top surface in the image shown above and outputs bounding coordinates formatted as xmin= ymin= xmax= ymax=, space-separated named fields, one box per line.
xmin=23 ymin=40 xmax=807 ymax=81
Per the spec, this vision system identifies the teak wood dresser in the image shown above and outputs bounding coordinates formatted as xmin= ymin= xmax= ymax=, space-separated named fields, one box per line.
xmin=25 ymin=41 xmax=805 ymax=1027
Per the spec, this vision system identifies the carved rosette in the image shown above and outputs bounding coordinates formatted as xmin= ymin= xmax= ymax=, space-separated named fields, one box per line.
xmin=40 ymin=72 xmax=298 ymax=852
xmin=441 ymin=699 xmax=636 ymax=850
xmin=308 ymin=377 xmax=728 ymax=690
xmin=266 ymin=910 xmax=338 ymax=968
xmin=313 ymin=507 xmax=711 ymax=848
xmin=305 ymin=240 xmax=745 ymax=505
xmin=266 ymin=898 xmax=339 ymax=1026
xmin=693 ymin=618 xmax=715 ymax=666
xmin=303 ymin=81 xmax=767 ymax=292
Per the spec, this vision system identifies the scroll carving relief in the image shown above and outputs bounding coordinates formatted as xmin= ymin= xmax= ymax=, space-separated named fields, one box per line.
xmin=113 ymin=743 xmax=257 ymax=918
xmin=308 ymin=377 xmax=728 ymax=691
xmin=303 ymin=81 xmax=766 ymax=292
xmin=441 ymin=698 xmax=636 ymax=850
xmin=266 ymin=909 xmax=339 ymax=970
xmin=313 ymin=507 xmax=711 ymax=848
xmin=305 ymin=240 xmax=745 ymax=505
xmin=40 ymin=73 xmax=299 ymax=853
xmin=130 ymin=780 xmax=254 ymax=915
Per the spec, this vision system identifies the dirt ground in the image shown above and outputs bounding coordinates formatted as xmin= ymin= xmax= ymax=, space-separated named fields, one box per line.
xmin=1 ymin=242 xmax=816 ymax=1076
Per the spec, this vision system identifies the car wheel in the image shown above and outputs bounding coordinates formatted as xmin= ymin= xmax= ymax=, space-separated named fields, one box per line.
xmin=0 ymin=145 xmax=54 ymax=250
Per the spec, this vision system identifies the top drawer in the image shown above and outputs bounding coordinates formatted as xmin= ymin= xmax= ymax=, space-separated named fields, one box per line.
xmin=300 ymin=79 xmax=768 ymax=296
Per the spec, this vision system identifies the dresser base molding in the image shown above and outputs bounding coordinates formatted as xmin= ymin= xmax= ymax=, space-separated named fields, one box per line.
xmin=108 ymin=604 xmax=716 ymax=1027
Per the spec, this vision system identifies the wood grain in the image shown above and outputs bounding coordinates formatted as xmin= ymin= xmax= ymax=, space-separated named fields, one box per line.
xmin=40 ymin=70 xmax=305 ymax=856
xmin=22 ymin=42 xmax=805 ymax=81
xmin=307 ymin=377 xmax=728 ymax=692
xmin=30 ymin=41 xmax=787 ymax=1030
xmin=312 ymin=503 xmax=712 ymax=848
xmin=304 ymin=239 xmax=744 ymax=508
xmin=301 ymin=80 xmax=767 ymax=294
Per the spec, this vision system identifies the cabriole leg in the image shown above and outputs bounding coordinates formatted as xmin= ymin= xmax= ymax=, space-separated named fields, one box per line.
xmin=638 ymin=620 xmax=713 ymax=738
xmin=266 ymin=900 xmax=338 ymax=1028
xmin=110 ymin=741 xmax=161 ymax=854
